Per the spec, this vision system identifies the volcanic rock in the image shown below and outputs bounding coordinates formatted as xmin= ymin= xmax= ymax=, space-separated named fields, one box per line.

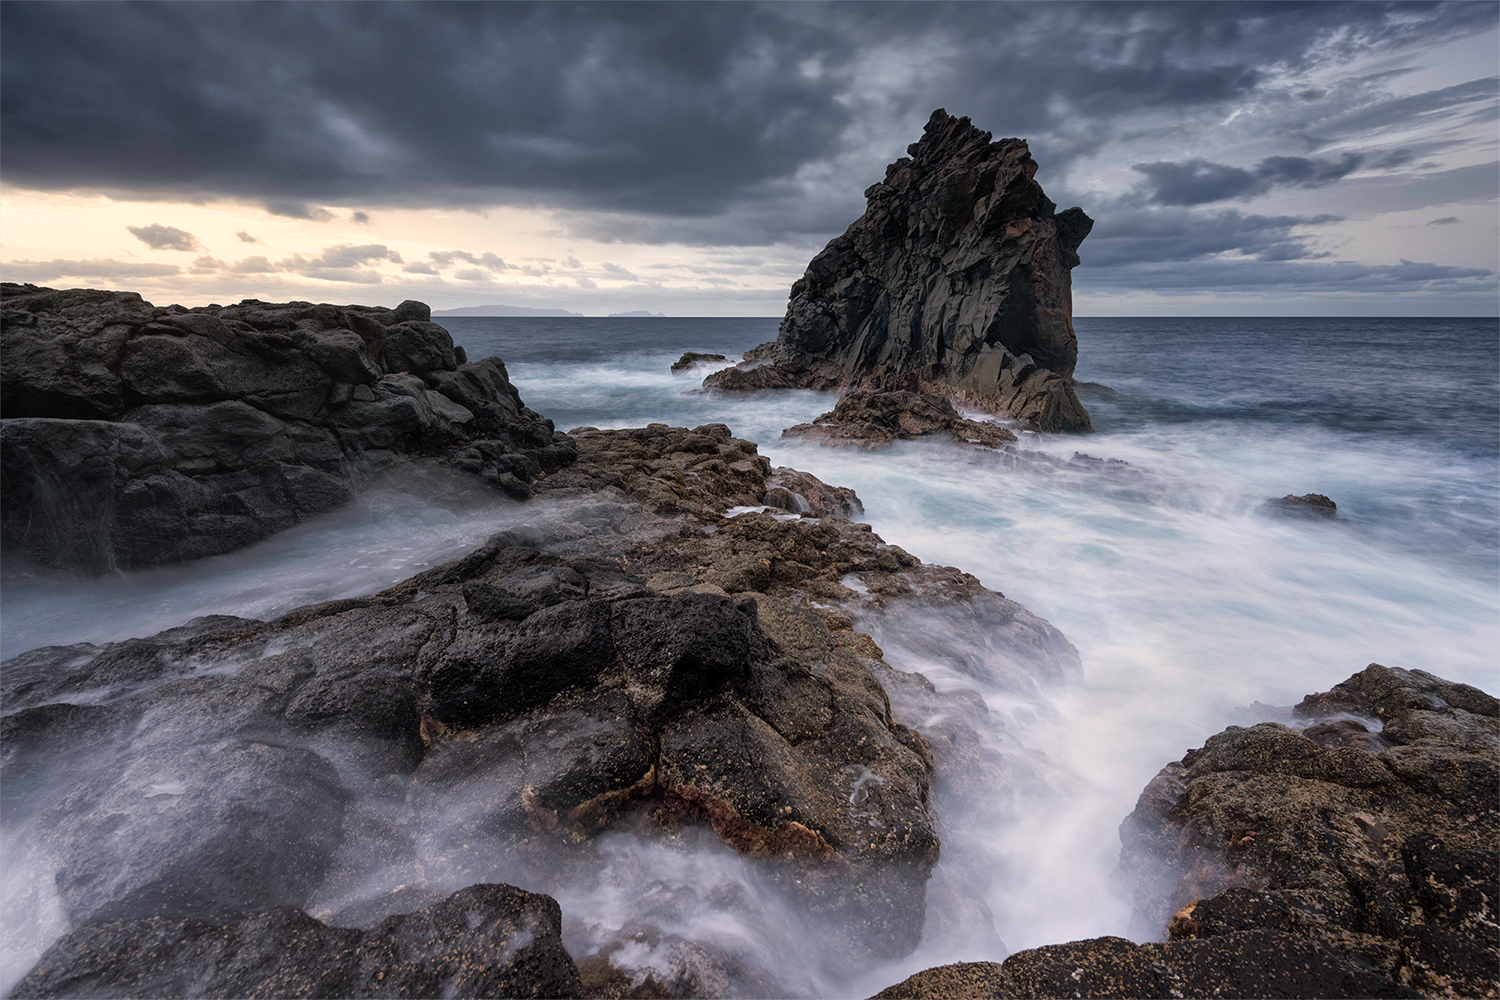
xmin=764 ymin=466 xmax=864 ymax=519
xmin=0 ymin=284 xmax=574 ymax=572
xmin=782 ymin=390 xmax=1018 ymax=448
xmin=871 ymin=664 xmax=1497 ymax=999
xmin=2 ymin=419 xmax=1087 ymax=988
xmin=10 ymin=883 xmax=584 ymax=999
xmin=1266 ymin=492 xmax=1338 ymax=516
xmin=704 ymin=110 xmax=1093 ymax=432
xmin=670 ymin=351 xmax=728 ymax=371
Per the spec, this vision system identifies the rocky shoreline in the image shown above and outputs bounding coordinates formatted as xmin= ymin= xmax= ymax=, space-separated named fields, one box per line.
xmin=4 ymin=262 xmax=1497 ymax=998
xmin=1 ymin=283 xmax=572 ymax=573
xmin=4 ymin=281 xmax=1497 ymax=997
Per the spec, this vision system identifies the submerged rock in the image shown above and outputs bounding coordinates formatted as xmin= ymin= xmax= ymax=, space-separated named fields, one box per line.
xmin=1266 ymin=492 xmax=1338 ymax=517
xmin=872 ymin=664 xmax=1497 ymax=999
xmin=782 ymin=389 xmax=1017 ymax=448
xmin=11 ymin=883 xmax=584 ymax=999
xmin=704 ymin=110 xmax=1093 ymax=433
xmin=0 ymin=285 xmax=573 ymax=572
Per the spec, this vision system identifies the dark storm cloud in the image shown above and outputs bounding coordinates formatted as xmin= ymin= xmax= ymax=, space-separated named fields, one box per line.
xmin=1306 ymin=76 xmax=1500 ymax=141
xmin=1082 ymin=208 xmax=1343 ymax=267
xmin=3 ymin=0 xmax=1493 ymax=227
xmin=1133 ymin=154 xmax=1366 ymax=205
xmin=126 ymin=223 xmax=202 ymax=251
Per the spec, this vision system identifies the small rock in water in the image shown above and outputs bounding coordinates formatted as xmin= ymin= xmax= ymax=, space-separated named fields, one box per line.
xmin=670 ymin=351 xmax=728 ymax=371
xmin=782 ymin=390 xmax=1016 ymax=449
xmin=1265 ymin=493 xmax=1338 ymax=517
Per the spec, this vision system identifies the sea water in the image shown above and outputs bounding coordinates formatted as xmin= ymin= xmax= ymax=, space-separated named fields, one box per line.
xmin=2 ymin=315 xmax=1496 ymax=995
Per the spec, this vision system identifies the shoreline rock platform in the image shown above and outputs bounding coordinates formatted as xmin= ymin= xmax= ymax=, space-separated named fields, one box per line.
xmin=704 ymin=110 xmax=1094 ymax=434
xmin=1 ymin=283 xmax=572 ymax=573
xmin=4 ymin=280 xmax=1493 ymax=998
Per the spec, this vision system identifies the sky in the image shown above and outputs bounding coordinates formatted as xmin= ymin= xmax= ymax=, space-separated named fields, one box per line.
xmin=2 ymin=1 xmax=1496 ymax=316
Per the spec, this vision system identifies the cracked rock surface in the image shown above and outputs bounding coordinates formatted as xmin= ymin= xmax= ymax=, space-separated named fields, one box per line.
xmin=3 ymin=421 xmax=1080 ymax=991
xmin=870 ymin=664 xmax=1498 ymax=1000
xmin=0 ymin=284 xmax=572 ymax=572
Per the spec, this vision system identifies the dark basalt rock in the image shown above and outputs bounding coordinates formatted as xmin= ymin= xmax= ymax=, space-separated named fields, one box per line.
xmin=670 ymin=351 xmax=727 ymax=371
xmin=1267 ymin=492 xmax=1338 ymax=516
xmin=0 ymin=284 xmax=574 ymax=572
xmin=782 ymin=389 xmax=1017 ymax=448
xmin=872 ymin=664 xmax=1496 ymax=999
xmin=704 ymin=110 xmax=1093 ymax=433
xmin=3 ymin=421 xmax=1085 ymax=988
xmin=10 ymin=883 xmax=584 ymax=999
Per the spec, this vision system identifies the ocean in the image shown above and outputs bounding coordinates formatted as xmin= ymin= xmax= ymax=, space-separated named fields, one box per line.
xmin=2 ymin=315 xmax=1496 ymax=995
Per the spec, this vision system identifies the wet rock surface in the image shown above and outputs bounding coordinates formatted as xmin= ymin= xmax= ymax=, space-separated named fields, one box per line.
xmin=670 ymin=351 xmax=727 ymax=371
xmin=3 ymin=420 xmax=1085 ymax=991
xmin=704 ymin=110 xmax=1093 ymax=432
xmin=1266 ymin=492 xmax=1339 ymax=517
xmin=783 ymin=389 xmax=1017 ymax=448
xmin=11 ymin=883 xmax=584 ymax=999
xmin=0 ymin=284 xmax=573 ymax=572
xmin=873 ymin=664 xmax=1497 ymax=999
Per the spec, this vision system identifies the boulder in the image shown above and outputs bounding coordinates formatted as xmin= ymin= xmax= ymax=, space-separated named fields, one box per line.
xmin=1266 ymin=492 xmax=1338 ymax=517
xmin=783 ymin=389 xmax=1018 ymax=448
xmin=670 ymin=351 xmax=728 ymax=371
xmin=871 ymin=664 xmax=1497 ymax=999
xmin=0 ymin=285 xmax=574 ymax=572
xmin=704 ymin=110 xmax=1093 ymax=432
xmin=10 ymin=884 xmax=584 ymax=999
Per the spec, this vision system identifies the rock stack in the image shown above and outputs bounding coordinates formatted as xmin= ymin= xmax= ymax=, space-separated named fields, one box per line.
xmin=706 ymin=110 xmax=1093 ymax=433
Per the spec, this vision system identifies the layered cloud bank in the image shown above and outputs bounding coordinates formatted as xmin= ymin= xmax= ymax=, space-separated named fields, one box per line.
xmin=2 ymin=2 xmax=1495 ymax=314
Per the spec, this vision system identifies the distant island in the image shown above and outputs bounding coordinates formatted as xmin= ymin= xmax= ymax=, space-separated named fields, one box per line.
xmin=608 ymin=310 xmax=666 ymax=318
xmin=431 ymin=304 xmax=584 ymax=317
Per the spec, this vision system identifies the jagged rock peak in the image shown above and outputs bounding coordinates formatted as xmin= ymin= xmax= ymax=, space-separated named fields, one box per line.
xmin=706 ymin=109 xmax=1094 ymax=433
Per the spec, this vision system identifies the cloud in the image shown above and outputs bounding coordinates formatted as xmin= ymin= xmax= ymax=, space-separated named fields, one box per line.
xmin=351 ymin=211 xmax=371 ymax=224
xmin=190 ymin=255 xmax=226 ymax=274
xmin=278 ymin=243 xmax=403 ymax=272
xmin=3 ymin=1 xmax=1491 ymax=241
xmin=428 ymin=250 xmax=507 ymax=270
xmin=1082 ymin=207 xmax=1343 ymax=266
xmin=403 ymin=261 xmax=441 ymax=275
xmin=1428 ymin=216 xmax=1461 ymax=225
xmin=236 ymin=230 xmax=262 ymax=244
xmin=264 ymin=199 xmax=334 ymax=221
xmin=126 ymin=223 xmax=201 ymax=251
xmin=1 ymin=258 xmax=182 ymax=281
xmin=1132 ymin=154 xmax=1367 ymax=206
xmin=230 ymin=256 xmax=277 ymax=273
xmin=1083 ymin=256 xmax=1494 ymax=294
